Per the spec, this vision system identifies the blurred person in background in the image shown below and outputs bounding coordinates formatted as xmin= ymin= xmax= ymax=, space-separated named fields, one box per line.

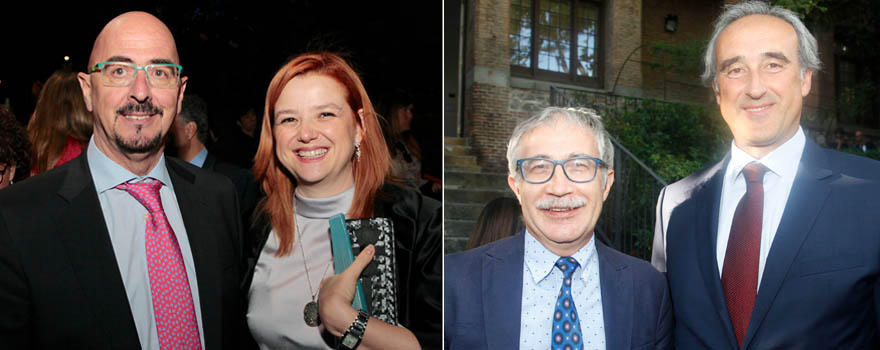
xmin=169 ymin=94 xmax=261 ymax=229
xmin=0 ymin=106 xmax=30 ymax=189
xmin=383 ymin=92 xmax=440 ymax=200
xmin=215 ymin=102 xmax=260 ymax=169
xmin=27 ymin=70 xmax=92 ymax=175
xmin=465 ymin=197 xmax=522 ymax=250
xmin=853 ymin=129 xmax=876 ymax=153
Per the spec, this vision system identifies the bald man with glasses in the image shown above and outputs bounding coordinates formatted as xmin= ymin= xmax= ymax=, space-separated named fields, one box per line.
xmin=0 ymin=12 xmax=243 ymax=349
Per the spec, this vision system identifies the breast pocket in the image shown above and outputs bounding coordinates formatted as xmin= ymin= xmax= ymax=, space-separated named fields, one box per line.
xmin=798 ymin=254 xmax=863 ymax=277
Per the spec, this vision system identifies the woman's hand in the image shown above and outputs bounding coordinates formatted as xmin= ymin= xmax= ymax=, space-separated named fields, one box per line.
xmin=318 ymin=244 xmax=375 ymax=336
xmin=318 ymin=244 xmax=421 ymax=349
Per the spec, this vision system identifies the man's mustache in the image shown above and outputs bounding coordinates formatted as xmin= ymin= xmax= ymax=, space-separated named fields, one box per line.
xmin=117 ymin=102 xmax=163 ymax=115
xmin=536 ymin=196 xmax=586 ymax=210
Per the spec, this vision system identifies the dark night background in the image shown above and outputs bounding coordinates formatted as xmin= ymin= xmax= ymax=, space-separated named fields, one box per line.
xmin=0 ymin=0 xmax=442 ymax=178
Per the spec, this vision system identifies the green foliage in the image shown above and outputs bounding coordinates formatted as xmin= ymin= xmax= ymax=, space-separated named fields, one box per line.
xmin=604 ymin=100 xmax=730 ymax=183
xmin=838 ymin=81 xmax=878 ymax=125
xmin=770 ymin=0 xmax=827 ymax=18
xmin=646 ymin=40 xmax=707 ymax=76
xmin=840 ymin=147 xmax=880 ymax=161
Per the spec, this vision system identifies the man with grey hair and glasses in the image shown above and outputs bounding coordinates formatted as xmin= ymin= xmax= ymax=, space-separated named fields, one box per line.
xmin=652 ymin=1 xmax=880 ymax=348
xmin=445 ymin=107 xmax=671 ymax=350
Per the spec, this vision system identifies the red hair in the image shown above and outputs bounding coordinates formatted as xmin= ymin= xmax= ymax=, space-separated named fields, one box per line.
xmin=253 ymin=52 xmax=391 ymax=257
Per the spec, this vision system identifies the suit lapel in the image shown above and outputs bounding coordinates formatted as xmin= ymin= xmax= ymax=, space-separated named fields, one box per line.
xmin=167 ymin=159 xmax=220 ymax=349
xmin=741 ymin=141 xmax=832 ymax=349
xmin=597 ymin=241 xmax=631 ymax=350
xmin=691 ymin=157 xmax=740 ymax=348
xmin=483 ymin=233 xmax=525 ymax=349
xmin=55 ymin=154 xmax=141 ymax=349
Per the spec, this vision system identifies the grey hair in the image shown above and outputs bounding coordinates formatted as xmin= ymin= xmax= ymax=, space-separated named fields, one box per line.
xmin=702 ymin=1 xmax=822 ymax=90
xmin=506 ymin=107 xmax=614 ymax=180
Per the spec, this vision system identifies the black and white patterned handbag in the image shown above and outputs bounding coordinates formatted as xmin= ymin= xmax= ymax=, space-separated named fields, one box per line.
xmin=344 ymin=217 xmax=400 ymax=326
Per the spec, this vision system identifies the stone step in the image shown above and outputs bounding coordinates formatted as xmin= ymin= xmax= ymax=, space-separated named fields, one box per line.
xmin=445 ymin=171 xmax=509 ymax=190
xmin=445 ymin=202 xmax=488 ymax=221
xmin=444 ymin=236 xmax=469 ymax=255
xmin=445 ymin=154 xmax=478 ymax=167
xmin=444 ymin=165 xmax=482 ymax=174
xmin=444 ymin=144 xmax=472 ymax=156
xmin=443 ymin=219 xmax=476 ymax=239
xmin=444 ymin=137 xmax=468 ymax=146
xmin=445 ymin=188 xmax=513 ymax=204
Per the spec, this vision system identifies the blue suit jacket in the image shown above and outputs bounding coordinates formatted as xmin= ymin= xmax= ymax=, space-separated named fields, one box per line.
xmin=444 ymin=233 xmax=672 ymax=349
xmin=652 ymin=139 xmax=880 ymax=349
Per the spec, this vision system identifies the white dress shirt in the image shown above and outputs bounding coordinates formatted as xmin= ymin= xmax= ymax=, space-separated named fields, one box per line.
xmin=716 ymin=127 xmax=805 ymax=290
xmin=520 ymin=231 xmax=605 ymax=350
xmin=87 ymin=138 xmax=204 ymax=350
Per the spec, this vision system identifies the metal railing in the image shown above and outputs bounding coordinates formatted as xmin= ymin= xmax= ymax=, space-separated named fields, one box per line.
xmin=550 ymin=86 xmax=668 ymax=260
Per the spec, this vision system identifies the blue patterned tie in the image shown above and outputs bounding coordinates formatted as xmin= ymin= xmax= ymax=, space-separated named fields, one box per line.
xmin=552 ymin=256 xmax=583 ymax=350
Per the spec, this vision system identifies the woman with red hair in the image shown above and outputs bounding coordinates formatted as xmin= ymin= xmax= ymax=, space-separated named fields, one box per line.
xmin=243 ymin=52 xmax=441 ymax=349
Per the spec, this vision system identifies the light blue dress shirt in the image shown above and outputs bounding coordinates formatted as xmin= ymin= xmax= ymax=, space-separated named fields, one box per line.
xmin=189 ymin=146 xmax=208 ymax=168
xmin=520 ymin=231 xmax=605 ymax=350
xmin=86 ymin=138 xmax=205 ymax=350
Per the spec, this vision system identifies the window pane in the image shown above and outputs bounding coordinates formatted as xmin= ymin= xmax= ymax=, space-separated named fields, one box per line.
xmin=510 ymin=0 xmax=533 ymax=67
xmin=537 ymin=0 xmax=571 ymax=73
xmin=576 ymin=1 xmax=599 ymax=77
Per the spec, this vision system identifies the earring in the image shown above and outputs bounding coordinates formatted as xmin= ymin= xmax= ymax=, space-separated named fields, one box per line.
xmin=354 ymin=140 xmax=362 ymax=162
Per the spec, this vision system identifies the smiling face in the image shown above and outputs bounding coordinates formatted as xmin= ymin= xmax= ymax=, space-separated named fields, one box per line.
xmin=507 ymin=118 xmax=614 ymax=257
xmin=273 ymin=73 xmax=363 ymax=198
xmin=77 ymin=12 xmax=186 ymax=174
xmin=714 ymin=14 xmax=812 ymax=159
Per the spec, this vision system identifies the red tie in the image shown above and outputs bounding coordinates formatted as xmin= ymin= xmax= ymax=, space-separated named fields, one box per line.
xmin=117 ymin=179 xmax=202 ymax=350
xmin=722 ymin=162 xmax=767 ymax=348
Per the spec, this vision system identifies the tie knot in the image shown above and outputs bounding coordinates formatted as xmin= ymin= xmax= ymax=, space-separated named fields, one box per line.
xmin=555 ymin=256 xmax=580 ymax=277
xmin=742 ymin=162 xmax=768 ymax=184
xmin=116 ymin=179 xmax=164 ymax=213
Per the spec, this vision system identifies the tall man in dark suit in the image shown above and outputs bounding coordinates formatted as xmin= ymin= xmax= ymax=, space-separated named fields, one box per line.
xmin=652 ymin=1 xmax=880 ymax=349
xmin=0 ymin=12 xmax=242 ymax=349
xmin=445 ymin=107 xmax=672 ymax=350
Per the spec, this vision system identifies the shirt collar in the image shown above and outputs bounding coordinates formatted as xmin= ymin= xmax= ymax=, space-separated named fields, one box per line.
xmin=523 ymin=229 xmax=597 ymax=284
xmin=190 ymin=147 xmax=208 ymax=168
xmin=87 ymin=135 xmax=172 ymax=193
xmin=727 ymin=126 xmax=805 ymax=182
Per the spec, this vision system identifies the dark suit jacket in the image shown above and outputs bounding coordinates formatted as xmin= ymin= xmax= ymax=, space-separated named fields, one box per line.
xmin=0 ymin=152 xmax=243 ymax=349
xmin=444 ymin=233 xmax=672 ymax=350
xmin=652 ymin=139 xmax=880 ymax=349
xmin=203 ymin=151 xmax=262 ymax=228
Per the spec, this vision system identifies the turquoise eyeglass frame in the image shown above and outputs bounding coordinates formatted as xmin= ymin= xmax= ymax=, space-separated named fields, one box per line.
xmin=88 ymin=61 xmax=183 ymax=87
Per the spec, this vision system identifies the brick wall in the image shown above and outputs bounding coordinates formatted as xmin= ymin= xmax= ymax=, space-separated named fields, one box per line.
xmin=639 ymin=0 xmax=720 ymax=104
xmin=606 ymin=0 xmax=643 ymax=96
xmin=463 ymin=0 xmax=512 ymax=172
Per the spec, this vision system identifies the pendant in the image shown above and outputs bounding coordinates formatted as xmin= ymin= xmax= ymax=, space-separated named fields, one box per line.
xmin=304 ymin=300 xmax=321 ymax=327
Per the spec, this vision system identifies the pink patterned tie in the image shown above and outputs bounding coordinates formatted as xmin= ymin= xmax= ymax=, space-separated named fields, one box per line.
xmin=117 ymin=179 xmax=201 ymax=350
